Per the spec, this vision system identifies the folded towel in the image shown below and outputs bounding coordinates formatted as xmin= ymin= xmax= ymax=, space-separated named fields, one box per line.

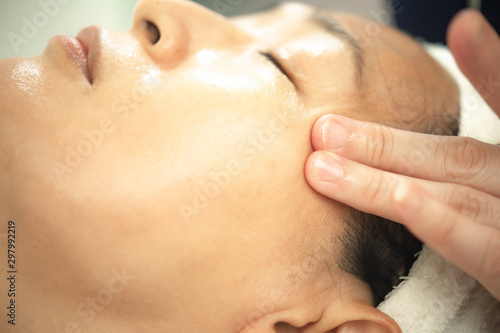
xmin=378 ymin=246 xmax=500 ymax=332
xmin=377 ymin=44 xmax=500 ymax=333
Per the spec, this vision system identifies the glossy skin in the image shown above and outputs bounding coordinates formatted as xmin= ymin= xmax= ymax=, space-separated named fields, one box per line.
xmin=0 ymin=1 xmax=457 ymax=332
xmin=306 ymin=9 xmax=500 ymax=303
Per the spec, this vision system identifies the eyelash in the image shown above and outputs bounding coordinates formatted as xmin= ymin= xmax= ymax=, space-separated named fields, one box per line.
xmin=259 ymin=51 xmax=293 ymax=82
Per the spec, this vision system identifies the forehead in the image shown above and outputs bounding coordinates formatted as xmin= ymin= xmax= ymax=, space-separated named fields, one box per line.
xmin=231 ymin=2 xmax=419 ymax=52
xmin=231 ymin=3 xmax=458 ymax=131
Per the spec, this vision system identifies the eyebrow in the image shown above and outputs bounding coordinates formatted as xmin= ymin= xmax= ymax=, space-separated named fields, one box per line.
xmin=309 ymin=9 xmax=364 ymax=86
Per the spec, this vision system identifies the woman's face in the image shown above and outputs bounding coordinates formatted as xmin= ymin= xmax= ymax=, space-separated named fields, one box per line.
xmin=0 ymin=1 xmax=457 ymax=332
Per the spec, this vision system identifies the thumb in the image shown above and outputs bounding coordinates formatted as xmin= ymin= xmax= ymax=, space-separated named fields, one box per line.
xmin=447 ymin=9 xmax=500 ymax=117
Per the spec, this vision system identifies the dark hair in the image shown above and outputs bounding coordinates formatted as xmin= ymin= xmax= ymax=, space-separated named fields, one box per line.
xmin=337 ymin=210 xmax=423 ymax=306
xmin=336 ymin=85 xmax=461 ymax=306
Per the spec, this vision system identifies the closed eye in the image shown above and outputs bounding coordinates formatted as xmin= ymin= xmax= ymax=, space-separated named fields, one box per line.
xmin=259 ymin=51 xmax=293 ymax=83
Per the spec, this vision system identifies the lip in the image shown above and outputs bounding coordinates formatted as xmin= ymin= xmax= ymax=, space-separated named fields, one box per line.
xmin=53 ymin=35 xmax=91 ymax=84
xmin=77 ymin=26 xmax=101 ymax=84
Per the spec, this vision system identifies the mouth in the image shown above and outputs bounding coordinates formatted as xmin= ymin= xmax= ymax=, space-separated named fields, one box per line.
xmin=76 ymin=26 xmax=101 ymax=85
xmin=53 ymin=35 xmax=92 ymax=84
xmin=51 ymin=26 xmax=101 ymax=85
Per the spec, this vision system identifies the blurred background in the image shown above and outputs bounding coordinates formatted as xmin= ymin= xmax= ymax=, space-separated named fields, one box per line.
xmin=2 ymin=1 xmax=499 ymax=59
xmin=0 ymin=0 xmax=387 ymax=59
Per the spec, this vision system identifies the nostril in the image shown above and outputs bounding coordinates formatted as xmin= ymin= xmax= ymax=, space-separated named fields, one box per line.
xmin=143 ymin=20 xmax=161 ymax=45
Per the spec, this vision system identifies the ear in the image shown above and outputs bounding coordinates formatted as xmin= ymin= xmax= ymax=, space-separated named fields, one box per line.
xmin=238 ymin=302 xmax=401 ymax=333
xmin=329 ymin=302 xmax=402 ymax=333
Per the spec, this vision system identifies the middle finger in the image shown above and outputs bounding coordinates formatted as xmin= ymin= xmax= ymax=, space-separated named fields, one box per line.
xmin=305 ymin=151 xmax=500 ymax=228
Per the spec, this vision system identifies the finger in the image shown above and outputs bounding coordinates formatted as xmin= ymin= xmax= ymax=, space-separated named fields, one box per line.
xmin=448 ymin=9 xmax=500 ymax=117
xmin=305 ymin=151 xmax=500 ymax=228
xmin=393 ymin=182 xmax=500 ymax=301
xmin=311 ymin=115 xmax=500 ymax=197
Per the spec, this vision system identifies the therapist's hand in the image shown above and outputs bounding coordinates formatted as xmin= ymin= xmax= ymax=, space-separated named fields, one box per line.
xmin=305 ymin=9 xmax=500 ymax=301
xmin=448 ymin=9 xmax=500 ymax=114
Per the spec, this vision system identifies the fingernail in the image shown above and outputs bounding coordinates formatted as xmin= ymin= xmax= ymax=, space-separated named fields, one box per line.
xmin=393 ymin=182 xmax=422 ymax=211
xmin=322 ymin=118 xmax=349 ymax=150
xmin=314 ymin=154 xmax=344 ymax=183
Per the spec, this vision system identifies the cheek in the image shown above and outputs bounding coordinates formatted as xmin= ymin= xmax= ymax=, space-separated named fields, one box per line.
xmin=180 ymin=104 xmax=312 ymax=233
xmin=3 ymin=58 xmax=315 ymax=293
xmin=181 ymin=120 xmax=346 ymax=297
xmin=175 ymin=129 xmax=311 ymax=284
xmin=160 ymin=82 xmax=314 ymax=231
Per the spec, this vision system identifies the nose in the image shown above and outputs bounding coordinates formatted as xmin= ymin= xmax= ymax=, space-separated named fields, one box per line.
xmin=133 ymin=0 xmax=252 ymax=68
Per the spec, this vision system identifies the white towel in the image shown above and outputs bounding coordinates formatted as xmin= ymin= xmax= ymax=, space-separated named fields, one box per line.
xmin=377 ymin=45 xmax=500 ymax=332
xmin=378 ymin=246 xmax=500 ymax=332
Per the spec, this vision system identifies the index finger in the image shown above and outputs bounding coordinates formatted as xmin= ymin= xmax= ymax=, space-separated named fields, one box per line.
xmin=311 ymin=114 xmax=500 ymax=197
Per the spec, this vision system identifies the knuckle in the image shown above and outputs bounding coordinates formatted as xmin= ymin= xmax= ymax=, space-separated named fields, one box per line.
xmin=447 ymin=187 xmax=483 ymax=222
xmin=364 ymin=171 xmax=391 ymax=206
xmin=366 ymin=124 xmax=395 ymax=168
xmin=442 ymin=138 xmax=489 ymax=180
